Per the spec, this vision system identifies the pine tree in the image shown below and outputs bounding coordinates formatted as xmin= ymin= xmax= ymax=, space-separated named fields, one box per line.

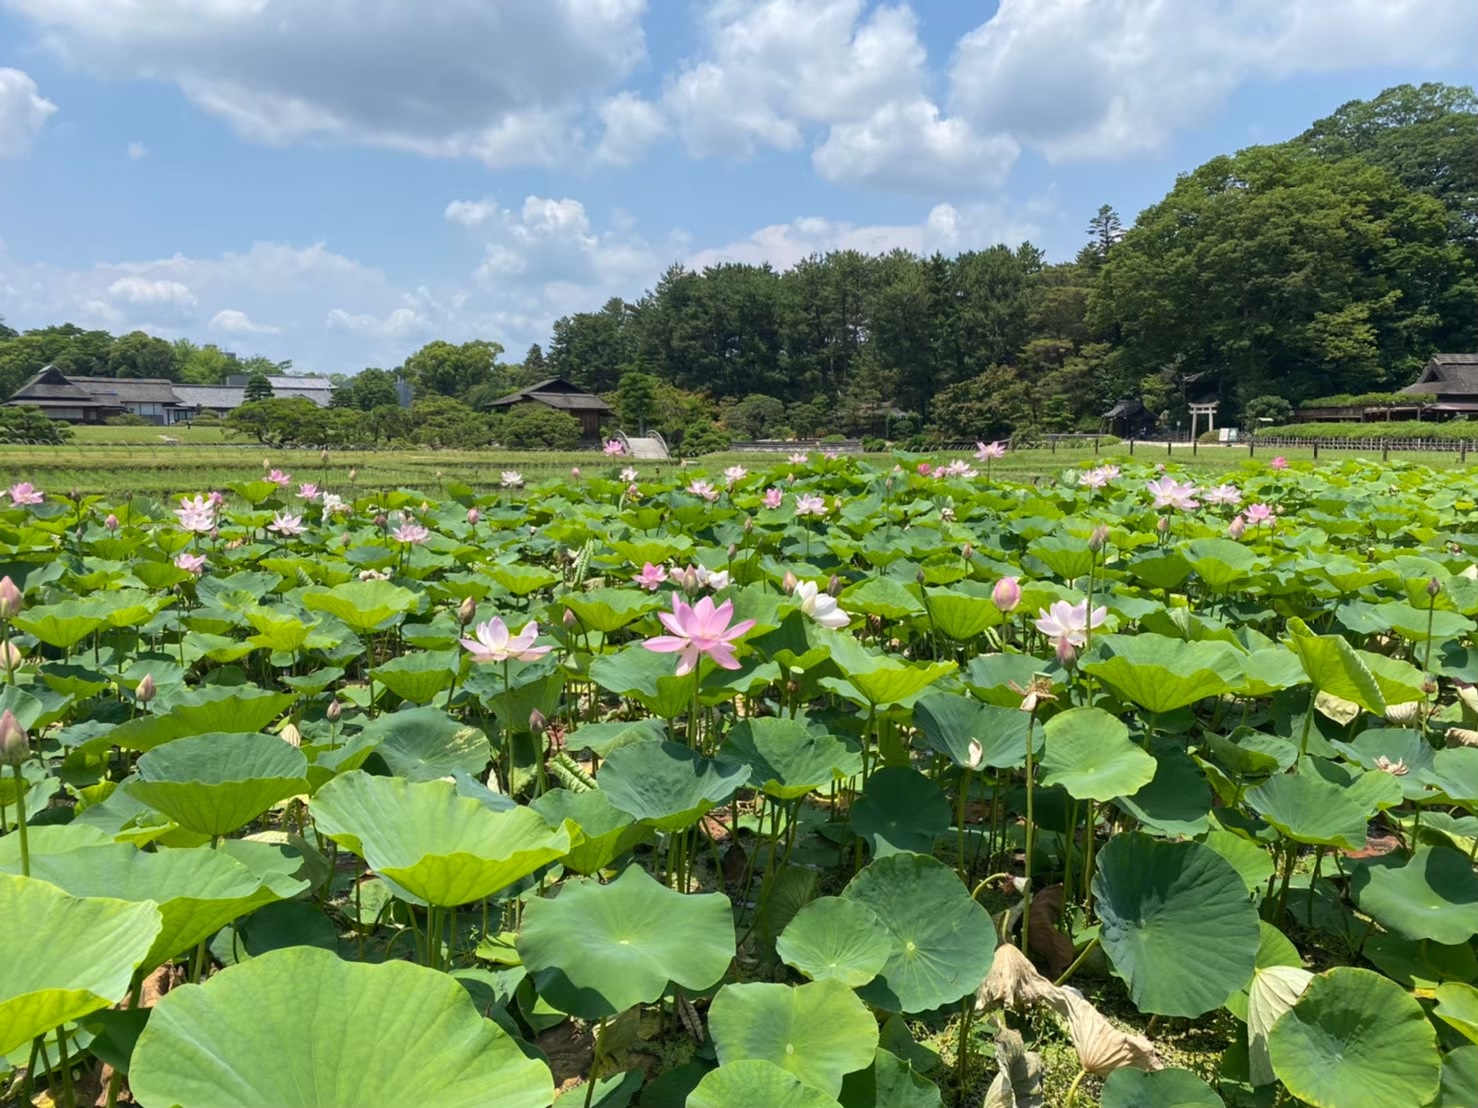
xmin=243 ymin=372 xmax=274 ymax=402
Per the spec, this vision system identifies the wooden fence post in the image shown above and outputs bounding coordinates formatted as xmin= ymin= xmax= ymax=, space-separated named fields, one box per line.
xmin=1129 ymin=438 xmax=1135 ymax=456
xmin=1167 ymin=439 xmax=1173 ymax=457
xmin=1051 ymin=437 xmax=1057 ymax=454
xmin=1462 ymin=440 xmax=1469 ymax=463
xmin=1382 ymin=439 xmax=1389 ymax=462
xmin=1094 ymin=437 xmax=1101 ymax=455
xmin=1192 ymin=436 xmax=1198 ymax=456
xmin=1313 ymin=440 xmax=1319 ymax=461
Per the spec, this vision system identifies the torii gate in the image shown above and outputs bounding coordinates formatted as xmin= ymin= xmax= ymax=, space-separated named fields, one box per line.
xmin=1188 ymin=401 xmax=1220 ymax=441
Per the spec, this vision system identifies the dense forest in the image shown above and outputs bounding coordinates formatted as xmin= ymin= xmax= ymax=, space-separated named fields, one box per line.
xmin=3 ymin=83 xmax=1475 ymax=448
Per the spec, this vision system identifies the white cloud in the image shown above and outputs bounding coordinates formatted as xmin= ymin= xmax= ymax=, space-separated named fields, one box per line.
xmin=444 ymin=198 xmax=498 ymax=228
xmin=594 ymin=91 xmax=667 ymax=166
xmin=209 ymin=307 xmax=279 ymax=334
xmin=325 ymin=307 xmax=428 ymax=340
xmin=1 ymin=0 xmax=647 ymax=167
xmin=948 ymin=0 xmax=1478 ymax=162
xmin=108 ymin=276 xmax=196 ymax=308
xmin=126 ymin=141 xmax=148 ymax=160
xmin=812 ymin=97 xmax=1020 ymax=191
xmin=0 ymin=68 xmax=56 ymax=158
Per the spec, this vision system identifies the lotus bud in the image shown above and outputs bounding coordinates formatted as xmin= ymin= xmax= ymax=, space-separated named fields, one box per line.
xmin=1428 ymin=576 xmax=1442 ymax=598
xmin=0 ymin=576 xmax=23 ymax=621
xmin=320 ymin=448 xmax=330 ymax=463
xmin=467 ymin=507 xmax=479 ymax=526
xmin=326 ymin=698 xmax=342 ymax=722
xmin=373 ymin=513 xmax=388 ymax=528
xmin=1055 ymin=636 xmax=1078 ymax=669
xmin=457 ymin=596 xmax=477 ymax=626
xmin=135 ymin=673 xmax=157 ymax=704
xmin=1227 ymin=516 xmax=1246 ymax=539
xmin=827 ymin=574 xmax=842 ymax=598
xmin=962 ymin=543 xmax=974 ymax=561
xmin=786 ymin=473 xmax=796 ymax=485
xmin=340 ymin=533 xmax=351 ymax=548
xmin=916 ymin=569 xmax=927 ymax=586
xmin=727 ymin=543 xmax=737 ymax=561
xmin=571 ymin=467 xmax=581 ymax=480
xmin=209 ymin=527 xmax=219 ymax=541
xmin=626 ymin=483 xmax=640 ymax=499
xmin=0 ymin=710 xmax=28 ymax=765
xmin=1156 ymin=515 xmax=1169 ymax=534
xmin=782 ymin=571 xmax=798 ymax=595
xmin=743 ymin=516 xmax=754 ymax=534
xmin=75 ymin=527 xmax=84 ymax=543
xmin=263 ymin=457 xmax=271 ymax=470
xmin=105 ymin=513 xmax=119 ymax=531
xmin=1089 ymin=525 xmax=1109 ymax=553
xmin=992 ymin=576 xmax=1021 ymax=613
xmin=0 ymin=642 xmax=22 ymax=672
xmin=529 ymin=709 xmax=547 ymax=736
xmin=563 ymin=608 xmax=577 ymax=630
xmin=884 ymin=477 xmax=894 ymax=492
xmin=279 ymin=723 xmax=302 ymax=748
xmin=209 ymin=490 xmax=224 ymax=507
xmin=348 ymin=468 xmax=358 ymax=481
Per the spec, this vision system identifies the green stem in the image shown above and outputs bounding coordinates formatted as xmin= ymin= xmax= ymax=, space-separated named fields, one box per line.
xmin=56 ymin=1024 xmax=75 ymax=1108
xmin=1054 ymin=936 xmax=1101 ymax=988
xmin=1021 ymin=711 xmax=1037 ymax=956
xmin=583 ymin=1016 xmax=609 ymax=1108
xmin=956 ymin=766 xmax=975 ymax=885
xmin=954 ymin=997 xmax=975 ymax=1091
xmin=1064 ymin=1067 xmax=1089 ymax=1108
xmin=1307 ymin=847 xmax=1325 ymax=927
xmin=10 ymin=763 xmax=29 ymax=877
xmin=1298 ymin=692 xmax=1317 ymax=758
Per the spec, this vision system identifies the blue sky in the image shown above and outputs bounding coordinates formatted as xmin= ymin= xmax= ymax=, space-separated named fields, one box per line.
xmin=0 ymin=0 xmax=1474 ymax=376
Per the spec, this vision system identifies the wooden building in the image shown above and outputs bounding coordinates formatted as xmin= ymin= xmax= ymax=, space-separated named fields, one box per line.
xmin=484 ymin=377 xmax=611 ymax=439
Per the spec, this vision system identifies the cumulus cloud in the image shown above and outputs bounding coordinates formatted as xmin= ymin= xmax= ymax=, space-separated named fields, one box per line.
xmin=948 ymin=0 xmax=1478 ymax=161
xmin=594 ymin=91 xmax=667 ymax=166
xmin=0 ymin=68 xmax=57 ymax=158
xmin=0 ymin=0 xmax=647 ymax=167
xmin=108 ymin=276 xmax=196 ymax=308
xmin=209 ymin=308 xmax=279 ymax=334
xmin=325 ymin=307 xmax=429 ymax=340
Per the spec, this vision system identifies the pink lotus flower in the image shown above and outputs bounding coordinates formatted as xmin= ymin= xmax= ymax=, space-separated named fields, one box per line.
xmin=268 ymin=512 xmax=306 ymax=537
xmin=795 ymin=493 xmax=828 ymax=517
xmin=174 ymin=552 xmax=207 ymax=575
xmin=1227 ymin=515 xmax=1246 ymax=539
xmin=1245 ymin=503 xmax=1275 ymax=525
xmin=1203 ymin=484 xmax=1242 ymax=506
xmin=461 ymin=617 xmax=551 ymax=663
xmin=992 ymin=577 xmax=1022 ymax=613
xmin=1079 ymin=468 xmax=1111 ymax=489
xmin=976 ymin=441 xmax=1007 ymax=461
xmin=175 ymin=495 xmax=215 ymax=534
xmin=938 ymin=459 xmax=977 ymax=478
xmin=823 ymin=450 xmax=839 ymax=461
xmin=789 ymin=452 xmax=809 ymax=465
xmin=633 ymin=562 xmax=668 ymax=591
xmin=626 ymin=483 xmax=641 ymax=499
xmin=570 ymin=467 xmax=581 ymax=480
xmin=267 ymin=469 xmax=292 ymax=488
xmin=917 ymin=462 xmax=933 ymax=476
xmin=688 ymin=479 xmax=719 ymax=502
xmin=1146 ymin=475 xmax=1200 ymax=511
xmin=762 ymin=487 xmax=783 ymax=510
xmin=643 ymin=595 xmax=756 ymax=676
xmin=1034 ymin=599 xmax=1107 ymax=650
xmin=208 ymin=490 xmax=225 ymax=508
xmin=1270 ymin=456 xmax=1288 ymax=470
xmin=723 ymin=465 xmax=748 ymax=486
xmin=621 ymin=467 xmax=639 ymax=483
xmin=392 ymin=522 xmax=430 ymax=545
xmin=7 ymin=482 xmax=43 ymax=506
xmin=501 ymin=470 xmax=524 ymax=488
xmin=297 ymin=483 xmax=320 ymax=502
xmin=603 ymin=439 xmax=626 ymax=456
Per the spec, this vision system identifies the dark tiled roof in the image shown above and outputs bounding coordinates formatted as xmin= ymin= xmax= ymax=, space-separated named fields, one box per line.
xmin=172 ymin=386 xmax=246 ymax=410
xmin=1402 ymin=354 xmax=1478 ymax=398
xmin=6 ymin=366 xmax=116 ymax=407
xmin=487 ymin=376 xmax=611 ymax=412
xmin=75 ymin=377 xmax=184 ymax=404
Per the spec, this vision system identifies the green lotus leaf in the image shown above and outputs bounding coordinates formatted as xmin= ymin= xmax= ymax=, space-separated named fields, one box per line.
xmin=127 ymin=732 xmax=309 ymax=837
xmin=1304 ymin=757 xmax=1403 ymax=817
xmin=722 ymin=717 xmax=860 ymax=800
xmin=688 ymin=1060 xmax=843 ymax=1108
xmin=1199 ymin=831 xmax=1274 ymax=897
xmin=1268 ymin=967 xmax=1440 ymax=1108
xmin=1026 ymin=534 xmax=1094 ymax=581
xmin=0 ymin=872 xmax=162 ymax=1055
xmin=709 ymin=979 xmax=879 ymax=1096
xmin=1435 ymin=983 xmax=1478 ymax=1045
xmin=1245 ymin=770 xmax=1367 ymax=850
xmin=1116 ymin=738 xmax=1211 ymax=837
xmin=1080 ymin=634 xmax=1244 ymax=715
xmin=777 ymin=896 xmax=892 ymax=987
xmin=1424 ymin=747 xmax=1478 ymax=807
xmin=837 ymin=1048 xmax=941 ymax=1108
xmin=1438 ymin=1045 xmax=1478 ymax=1108
xmin=1100 ymin=1066 xmax=1225 ymax=1108
xmin=921 ymin=588 xmax=1004 ymax=642
xmin=1039 ymin=706 xmax=1155 ymax=801
xmin=1348 ymin=846 xmax=1478 ymax=945
xmin=369 ymin=649 xmax=459 ymax=704
xmin=1092 ymin=833 xmax=1260 ymax=1017
xmin=1285 ymin=619 xmax=1385 ymax=714
xmin=486 ymin=562 xmax=560 ymax=596
xmin=842 ymin=852 xmax=995 ymax=1014
xmin=98 ymin=686 xmax=298 ymax=754
xmin=0 ymin=841 xmax=306 ymax=971
xmin=11 ymin=601 xmax=107 ymax=649
xmin=1359 ymin=650 xmax=1426 ymax=706
xmin=530 ymin=788 xmax=648 ymax=875
xmin=1247 ymin=965 xmax=1313 ymax=1086
xmin=1226 ymin=921 xmax=1303 ymax=1022
xmin=1235 ymin=650 xmax=1310 ymax=697
xmin=842 ymin=577 xmax=924 ymax=620
xmin=1332 ymin=728 xmax=1436 ymax=801
xmin=563 ymin=587 xmax=667 ymax=633
xmin=129 ymin=946 xmax=552 ymax=1108
xmin=302 ymin=579 xmax=420 ymax=632
xmin=515 ymin=865 xmax=734 ymax=1018
xmin=598 ymin=739 xmax=750 ymax=831
xmin=820 ymin=634 xmax=955 ymax=707
xmin=913 ymin=691 xmax=1038 ymax=770
xmin=311 ymin=772 xmax=573 ymax=906
xmin=850 ymin=767 xmax=951 ymax=857
xmin=354 ymin=706 xmax=492 ymax=781
xmin=1363 ymin=932 xmax=1477 ymax=992
xmin=1184 ymin=537 xmax=1261 ymax=591
xmin=589 ymin=646 xmax=705 ymax=718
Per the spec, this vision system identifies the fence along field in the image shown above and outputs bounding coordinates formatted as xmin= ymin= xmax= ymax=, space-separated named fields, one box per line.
xmin=0 ymin=446 xmax=1476 ymax=1107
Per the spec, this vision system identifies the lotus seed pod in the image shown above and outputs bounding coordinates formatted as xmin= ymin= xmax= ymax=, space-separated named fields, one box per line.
xmin=0 ymin=710 xmax=27 ymax=766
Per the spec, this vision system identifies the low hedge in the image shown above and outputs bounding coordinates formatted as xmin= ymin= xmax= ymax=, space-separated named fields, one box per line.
xmin=1256 ymin=420 xmax=1478 ymax=442
xmin=1297 ymin=392 xmax=1427 ymax=410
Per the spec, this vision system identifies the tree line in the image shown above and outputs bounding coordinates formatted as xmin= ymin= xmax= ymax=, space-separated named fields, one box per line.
xmin=3 ymin=83 xmax=1475 ymax=448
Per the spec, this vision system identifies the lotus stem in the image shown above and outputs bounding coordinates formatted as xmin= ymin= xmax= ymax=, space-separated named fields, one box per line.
xmin=583 ymin=1016 xmax=609 ymax=1108
xmin=10 ymin=763 xmax=28 ymax=876
xmin=954 ymin=996 xmax=975 ymax=1090
xmin=1298 ymin=691 xmax=1317 ymax=757
xmin=1054 ymin=936 xmax=1100 ymax=988
xmin=969 ymin=874 xmax=1015 ymax=902
xmin=56 ymin=1024 xmax=75 ymax=1108
xmin=1307 ymin=846 xmax=1325 ymax=926
xmin=956 ymin=766 xmax=975 ymax=885
xmin=1064 ymin=1067 xmax=1088 ymax=1107
xmin=1021 ymin=710 xmax=1038 ymax=957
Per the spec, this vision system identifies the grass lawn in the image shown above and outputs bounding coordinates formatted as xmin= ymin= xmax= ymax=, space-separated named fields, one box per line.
xmin=0 ymin=435 xmax=1471 ymax=497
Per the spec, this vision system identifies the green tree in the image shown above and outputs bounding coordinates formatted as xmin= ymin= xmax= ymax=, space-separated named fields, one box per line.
xmin=1242 ymin=395 xmax=1295 ymax=425
xmin=332 ymin=368 xmax=400 ymax=411
xmin=547 ymin=299 xmax=634 ymax=393
xmin=244 ymin=372 xmax=275 ymax=402
xmin=173 ymin=340 xmax=239 ymax=384
xmin=721 ymin=393 xmax=786 ymax=438
xmin=929 ymin=365 xmax=1032 ymax=440
xmin=500 ymin=405 xmax=581 ymax=449
xmin=1080 ymin=205 xmax=1125 ymax=270
xmin=615 ymin=370 xmax=659 ymax=433
xmin=0 ymin=404 xmax=72 ymax=444
xmin=1091 ymin=144 xmax=1477 ymax=406
xmin=365 ymin=403 xmax=413 ymax=446
xmin=225 ymin=397 xmax=318 ymax=445
xmin=409 ymin=395 xmax=490 ymax=448
xmin=401 ymin=339 xmax=504 ymax=400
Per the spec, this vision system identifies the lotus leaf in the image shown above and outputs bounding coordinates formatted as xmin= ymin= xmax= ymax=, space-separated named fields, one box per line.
xmin=1245 ymin=770 xmax=1367 ymax=850
xmin=709 ymin=979 xmax=879 ymax=1096
xmin=850 ymin=767 xmax=950 ymax=857
xmin=598 ymin=738 xmax=750 ymax=831
xmin=128 ymin=732 xmax=309 ymax=837
xmin=1081 ymin=634 xmax=1244 ymax=715
xmin=1040 ymin=707 xmax=1156 ymax=801
xmin=688 ymin=1060 xmax=843 ymax=1108
xmin=1100 ymin=1067 xmax=1225 ymax=1108
xmin=1348 ymin=846 xmax=1478 ymax=944
xmin=777 ymin=896 xmax=892 ymax=987
xmin=530 ymin=788 xmax=648 ymax=875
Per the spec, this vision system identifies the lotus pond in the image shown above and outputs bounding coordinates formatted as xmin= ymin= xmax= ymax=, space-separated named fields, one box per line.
xmin=2 ymin=454 xmax=1478 ymax=1108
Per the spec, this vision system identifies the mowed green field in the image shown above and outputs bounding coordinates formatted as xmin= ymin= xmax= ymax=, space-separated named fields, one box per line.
xmin=0 ymin=425 xmax=1472 ymax=496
